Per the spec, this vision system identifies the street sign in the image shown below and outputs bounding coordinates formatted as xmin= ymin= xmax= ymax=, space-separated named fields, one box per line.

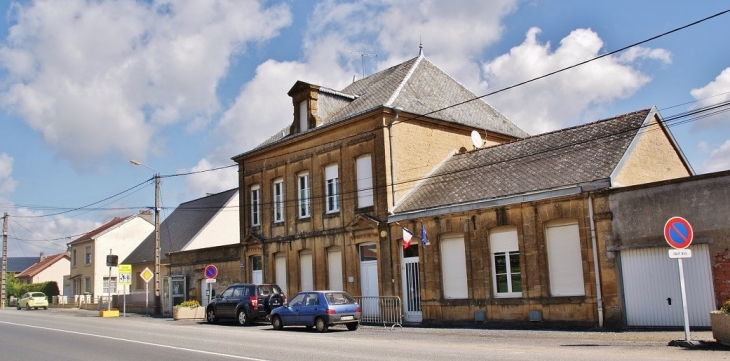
xmin=119 ymin=264 xmax=132 ymax=285
xmin=664 ymin=216 xmax=693 ymax=249
xmin=205 ymin=278 xmax=217 ymax=283
xmin=140 ymin=267 xmax=154 ymax=283
xmin=669 ymin=249 xmax=692 ymax=259
xmin=205 ymin=264 xmax=218 ymax=279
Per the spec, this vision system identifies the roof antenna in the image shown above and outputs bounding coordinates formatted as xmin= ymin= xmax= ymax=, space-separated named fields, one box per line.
xmin=343 ymin=50 xmax=378 ymax=79
xmin=419 ymin=36 xmax=423 ymax=56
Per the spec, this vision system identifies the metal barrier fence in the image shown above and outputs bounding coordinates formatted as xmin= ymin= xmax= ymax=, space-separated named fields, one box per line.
xmin=354 ymin=296 xmax=403 ymax=329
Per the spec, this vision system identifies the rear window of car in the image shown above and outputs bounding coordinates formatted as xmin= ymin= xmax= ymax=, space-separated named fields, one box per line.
xmin=31 ymin=292 xmax=46 ymax=298
xmin=324 ymin=292 xmax=356 ymax=305
xmin=257 ymin=285 xmax=282 ymax=296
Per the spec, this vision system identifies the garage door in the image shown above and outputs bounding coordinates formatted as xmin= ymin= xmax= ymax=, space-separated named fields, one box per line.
xmin=620 ymin=244 xmax=715 ymax=327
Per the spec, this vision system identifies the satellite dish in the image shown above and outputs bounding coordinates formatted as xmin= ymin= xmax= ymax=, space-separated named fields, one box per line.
xmin=470 ymin=130 xmax=483 ymax=149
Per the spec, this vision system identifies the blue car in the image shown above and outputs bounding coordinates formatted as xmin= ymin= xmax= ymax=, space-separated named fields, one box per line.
xmin=270 ymin=291 xmax=361 ymax=332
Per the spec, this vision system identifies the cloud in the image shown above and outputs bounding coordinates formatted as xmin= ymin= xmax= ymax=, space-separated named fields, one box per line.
xmin=703 ymin=139 xmax=730 ymax=173
xmin=0 ymin=0 xmax=292 ymax=170
xmin=689 ymin=67 xmax=730 ymax=130
xmin=181 ymin=158 xmax=238 ymax=200
xmin=482 ymin=27 xmax=669 ymax=134
xmin=1 ymin=204 xmax=101 ymax=257
xmin=0 ymin=153 xmax=18 ymax=194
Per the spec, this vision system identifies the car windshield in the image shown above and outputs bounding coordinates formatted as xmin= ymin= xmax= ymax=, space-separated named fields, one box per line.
xmin=30 ymin=292 xmax=45 ymax=298
xmin=324 ymin=292 xmax=356 ymax=305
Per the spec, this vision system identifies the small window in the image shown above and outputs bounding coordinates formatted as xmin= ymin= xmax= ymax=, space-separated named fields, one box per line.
xmin=85 ymin=246 xmax=92 ymax=265
xmin=359 ymin=244 xmax=377 ymax=262
xmin=102 ymin=277 xmax=117 ymax=294
xmin=299 ymin=100 xmax=308 ymax=132
xmin=71 ymin=249 xmax=77 ymax=267
xmin=273 ymin=179 xmax=284 ymax=222
xmin=250 ymin=185 xmax=261 ymax=226
xmin=84 ymin=276 xmax=91 ymax=293
xmin=356 ymin=155 xmax=373 ymax=208
xmin=490 ymin=226 xmax=522 ymax=298
xmin=298 ymin=173 xmax=310 ymax=218
xmin=325 ymin=164 xmax=339 ymax=213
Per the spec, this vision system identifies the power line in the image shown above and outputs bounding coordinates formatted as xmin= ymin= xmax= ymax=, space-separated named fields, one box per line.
xmin=4 ymin=8 xmax=729 ymax=241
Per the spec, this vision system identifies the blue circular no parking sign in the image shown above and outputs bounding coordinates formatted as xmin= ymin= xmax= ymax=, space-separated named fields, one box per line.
xmin=205 ymin=264 xmax=218 ymax=279
xmin=664 ymin=216 xmax=693 ymax=249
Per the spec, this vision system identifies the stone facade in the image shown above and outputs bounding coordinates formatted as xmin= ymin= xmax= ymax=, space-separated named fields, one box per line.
xmin=608 ymin=170 xmax=730 ymax=308
xmin=167 ymin=244 xmax=243 ymax=303
xmin=401 ymin=193 xmax=620 ymax=327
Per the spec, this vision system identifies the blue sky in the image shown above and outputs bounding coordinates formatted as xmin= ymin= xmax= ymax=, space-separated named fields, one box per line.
xmin=1 ymin=0 xmax=729 ymax=257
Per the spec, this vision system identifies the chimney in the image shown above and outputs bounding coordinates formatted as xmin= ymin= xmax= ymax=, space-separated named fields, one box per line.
xmin=138 ymin=209 xmax=153 ymax=223
xmin=39 ymin=252 xmax=45 ymax=261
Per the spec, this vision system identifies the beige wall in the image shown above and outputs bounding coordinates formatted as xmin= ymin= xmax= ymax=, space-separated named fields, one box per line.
xmin=614 ymin=114 xmax=690 ymax=186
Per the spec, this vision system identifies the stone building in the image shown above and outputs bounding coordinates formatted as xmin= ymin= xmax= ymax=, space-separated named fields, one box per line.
xmin=231 ymin=54 xmax=527 ymax=317
xmin=390 ymin=108 xmax=691 ymax=327
xmin=226 ymin=54 xmax=706 ymax=328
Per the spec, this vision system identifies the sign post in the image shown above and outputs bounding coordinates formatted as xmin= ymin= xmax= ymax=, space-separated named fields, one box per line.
xmin=664 ymin=216 xmax=693 ymax=342
xmin=140 ymin=267 xmax=154 ymax=316
xmin=205 ymin=265 xmax=218 ymax=306
xmin=119 ymin=264 xmax=132 ymax=317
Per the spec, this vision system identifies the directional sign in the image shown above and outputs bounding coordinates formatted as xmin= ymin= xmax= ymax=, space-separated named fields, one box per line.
xmin=664 ymin=216 xmax=693 ymax=249
xmin=205 ymin=264 xmax=218 ymax=279
xmin=140 ymin=267 xmax=154 ymax=283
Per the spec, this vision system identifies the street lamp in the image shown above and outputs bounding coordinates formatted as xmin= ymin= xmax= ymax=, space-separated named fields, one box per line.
xmin=130 ymin=160 xmax=162 ymax=316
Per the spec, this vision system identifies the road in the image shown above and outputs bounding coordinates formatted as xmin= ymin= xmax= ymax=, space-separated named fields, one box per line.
xmin=0 ymin=308 xmax=726 ymax=361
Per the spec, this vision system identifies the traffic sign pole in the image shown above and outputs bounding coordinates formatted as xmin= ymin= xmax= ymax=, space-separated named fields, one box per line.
xmin=678 ymin=258 xmax=691 ymax=341
xmin=664 ymin=216 xmax=694 ymax=342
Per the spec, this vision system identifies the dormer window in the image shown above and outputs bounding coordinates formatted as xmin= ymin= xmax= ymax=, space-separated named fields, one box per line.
xmin=299 ymin=100 xmax=308 ymax=132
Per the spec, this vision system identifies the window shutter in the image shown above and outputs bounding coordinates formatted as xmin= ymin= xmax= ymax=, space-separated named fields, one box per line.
xmin=546 ymin=222 xmax=585 ymax=296
xmin=441 ymin=236 xmax=468 ymax=299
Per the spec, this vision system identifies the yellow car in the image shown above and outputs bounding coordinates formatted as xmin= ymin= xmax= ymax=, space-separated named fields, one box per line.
xmin=17 ymin=292 xmax=49 ymax=310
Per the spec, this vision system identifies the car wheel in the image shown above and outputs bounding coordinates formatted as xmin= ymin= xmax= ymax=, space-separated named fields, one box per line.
xmin=25 ymin=304 xmax=30 ymax=310
xmin=16 ymin=304 xmax=20 ymax=310
xmin=44 ymin=306 xmax=48 ymax=310
xmin=206 ymin=308 xmax=218 ymax=324
xmin=346 ymin=322 xmax=359 ymax=331
xmin=315 ymin=317 xmax=329 ymax=333
xmin=272 ymin=315 xmax=284 ymax=330
xmin=237 ymin=309 xmax=250 ymax=326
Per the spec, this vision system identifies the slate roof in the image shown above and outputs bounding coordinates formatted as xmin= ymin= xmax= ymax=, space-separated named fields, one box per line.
xmin=5 ymin=257 xmax=40 ymax=273
xmin=239 ymin=55 xmax=528 ymax=156
xmin=393 ymin=109 xmax=654 ymax=215
xmin=123 ymin=188 xmax=238 ymax=265
xmin=16 ymin=253 xmax=70 ymax=279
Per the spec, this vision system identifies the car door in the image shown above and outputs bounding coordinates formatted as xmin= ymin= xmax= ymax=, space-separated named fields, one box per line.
xmin=282 ymin=293 xmax=305 ymax=325
xmin=217 ymin=287 xmax=236 ymax=318
xmin=298 ymin=293 xmax=321 ymax=326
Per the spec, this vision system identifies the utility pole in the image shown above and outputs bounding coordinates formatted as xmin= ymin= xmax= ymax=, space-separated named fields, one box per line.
xmin=2 ymin=213 xmax=8 ymax=309
xmin=154 ymin=173 xmax=161 ymax=316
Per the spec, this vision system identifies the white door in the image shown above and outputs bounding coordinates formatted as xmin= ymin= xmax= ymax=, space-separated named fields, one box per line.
xmin=251 ymin=255 xmax=262 ymax=284
xmin=275 ymin=254 xmax=288 ymax=296
xmin=300 ymin=252 xmax=313 ymax=291
xmin=402 ymin=244 xmax=422 ymax=323
xmin=328 ymin=249 xmax=343 ymax=291
xmin=360 ymin=243 xmax=379 ymax=318
xmin=621 ymin=244 xmax=715 ymax=327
